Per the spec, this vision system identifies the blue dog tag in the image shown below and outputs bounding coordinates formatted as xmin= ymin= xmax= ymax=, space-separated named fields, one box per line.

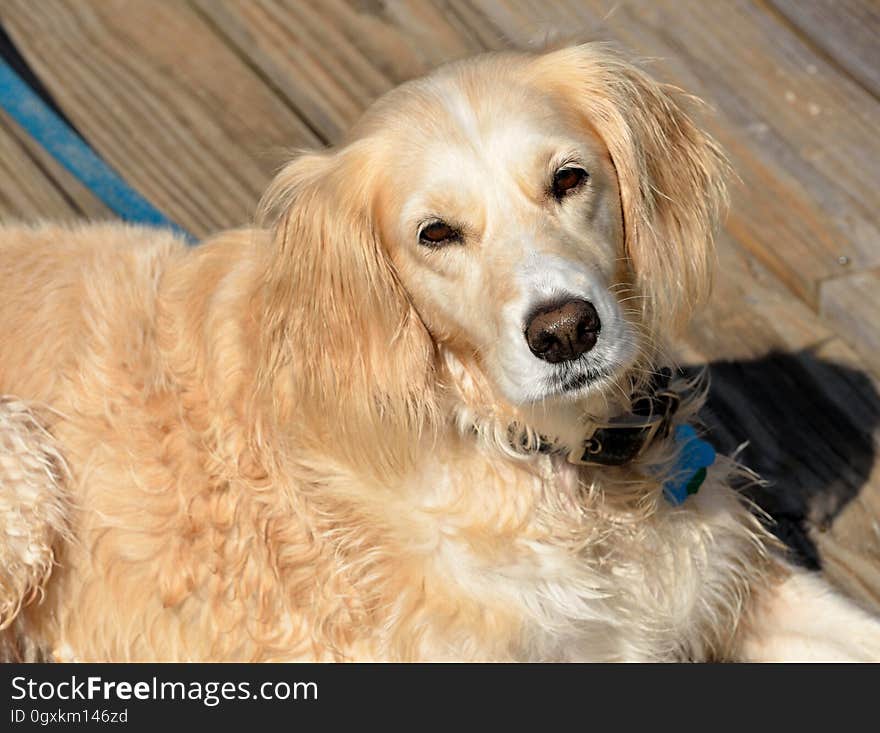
xmin=663 ymin=424 xmax=716 ymax=506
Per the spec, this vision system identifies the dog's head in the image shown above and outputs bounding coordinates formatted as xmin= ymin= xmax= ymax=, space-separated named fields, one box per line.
xmin=259 ymin=44 xmax=727 ymax=452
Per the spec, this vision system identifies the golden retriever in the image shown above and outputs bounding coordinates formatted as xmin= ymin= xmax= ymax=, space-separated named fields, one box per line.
xmin=2 ymin=44 xmax=879 ymax=661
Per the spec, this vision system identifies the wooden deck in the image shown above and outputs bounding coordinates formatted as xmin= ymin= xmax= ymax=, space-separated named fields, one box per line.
xmin=1 ymin=1 xmax=879 ymax=607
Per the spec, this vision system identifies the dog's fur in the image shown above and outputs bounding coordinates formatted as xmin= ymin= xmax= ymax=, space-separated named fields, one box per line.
xmin=2 ymin=44 xmax=879 ymax=661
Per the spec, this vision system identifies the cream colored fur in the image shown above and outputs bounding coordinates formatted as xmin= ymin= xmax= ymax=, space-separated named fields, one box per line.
xmin=0 ymin=399 xmax=69 ymax=632
xmin=1 ymin=44 xmax=878 ymax=661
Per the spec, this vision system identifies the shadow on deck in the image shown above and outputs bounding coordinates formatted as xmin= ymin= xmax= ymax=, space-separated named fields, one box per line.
xmin=697 ymin=351 xmax=879 ymax=570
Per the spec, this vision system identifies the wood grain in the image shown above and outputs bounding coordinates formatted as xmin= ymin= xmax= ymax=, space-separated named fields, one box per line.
xmin=0 ymin=106 xmax=113 ymax=222
xmin=820 ymin=270 xmax=880 ymax=379
xmin=2 ymin=0 xmax=321 ymax=238
xmin=189 ymin=0 xmax=500 ymax=144
xmin=769 ymin=0 xmax=880 ymax=100
xmin=0 ymin=111 xmax=84 ymax=222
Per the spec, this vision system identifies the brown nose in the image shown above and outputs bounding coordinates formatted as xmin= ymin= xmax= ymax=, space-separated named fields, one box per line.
xmin=525 ymin=299 xmax=600 ymax=363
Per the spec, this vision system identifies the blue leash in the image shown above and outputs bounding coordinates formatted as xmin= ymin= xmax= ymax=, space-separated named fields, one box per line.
xmin=0 ymin=59 xmax=194 ymax=241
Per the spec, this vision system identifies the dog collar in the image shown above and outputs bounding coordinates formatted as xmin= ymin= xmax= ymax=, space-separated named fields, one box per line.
xmin=539 ymin=367 xmax=715 ymax=505
xmin=562 ymin=368 xmax=682 ymax=467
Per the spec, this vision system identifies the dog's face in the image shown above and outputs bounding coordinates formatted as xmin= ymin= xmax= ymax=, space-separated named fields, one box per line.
xmin=260 ymin=46 xmax=727 ymax=446
xmin=373 ymin=78 xmax=633 ymax=406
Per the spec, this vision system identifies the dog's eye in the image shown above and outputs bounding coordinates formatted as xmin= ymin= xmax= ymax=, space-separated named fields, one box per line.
xmin=419 ymin=221 xmax=460 ymax=246
xmin=552 ymin=167 xmax=588 ymax=199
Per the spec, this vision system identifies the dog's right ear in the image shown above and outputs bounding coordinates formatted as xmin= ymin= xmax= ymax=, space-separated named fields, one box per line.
xmin=254 ymin=143 xmax=437 ymax=454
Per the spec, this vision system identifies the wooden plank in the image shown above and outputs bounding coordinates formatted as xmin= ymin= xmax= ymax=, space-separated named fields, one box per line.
xmin=768 ymin=0 xmax=880 ymax=100
xmin=0 ymin=108 xmax=113 ymax=222
xmin=678 ymin=232 xmax=836 ymax=363
xmin=191 ymin=0 xmax=396 ymax=143
xmin=465 ymin=0 xmax=880 ymax=306
xmin=820 ymin=270 xmax=880 ymax=378
xmin=189 ymin=0 xmax=495 ymax=144
xmin=0 ymin=112 xmax=82 ymax=222
xmin=2 ymin=0 xmax=321 ymax=238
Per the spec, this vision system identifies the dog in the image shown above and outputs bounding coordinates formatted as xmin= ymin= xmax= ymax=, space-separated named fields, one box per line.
xmin=2 ymin=43 xmax=879 ymax=662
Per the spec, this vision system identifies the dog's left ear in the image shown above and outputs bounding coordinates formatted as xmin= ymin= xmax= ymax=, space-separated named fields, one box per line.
xmin=529 ymin=44 xmax=729 ymax=334
xmin=255 ymin=142 xmax=437 ymax=453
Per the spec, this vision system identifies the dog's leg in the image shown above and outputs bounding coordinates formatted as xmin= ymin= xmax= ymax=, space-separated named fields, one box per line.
xmin=0 ymin=397 xmax=69 ymax=648
xmin=737 ymin=562 xmax=880 ymax=661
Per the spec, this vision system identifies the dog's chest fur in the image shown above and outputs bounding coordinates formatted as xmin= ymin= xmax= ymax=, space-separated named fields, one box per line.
xmin=401 ymin=449 xmax=768 ymax=661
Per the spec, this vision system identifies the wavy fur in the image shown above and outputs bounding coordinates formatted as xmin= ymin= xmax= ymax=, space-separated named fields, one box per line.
xmin=1 ymin=45 xmax=878 ymax=661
